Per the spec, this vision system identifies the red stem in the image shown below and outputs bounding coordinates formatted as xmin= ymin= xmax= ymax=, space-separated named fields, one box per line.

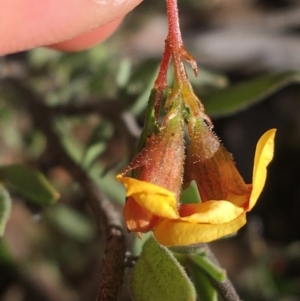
xmin=166 ymin=0 xmax=189 ymax=83
xmin=153 ymin=0 xmax=202 ymax=119
xmin=153 ymin=0 xmax=183 ymax=119
xmin=166 ymin=0 xmax=183 ymax=48
xmin=154 ymin=45 xmax=171 ymax=120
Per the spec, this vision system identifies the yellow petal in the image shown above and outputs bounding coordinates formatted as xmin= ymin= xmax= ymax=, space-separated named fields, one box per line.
xmin=249 ymin=129 xmax=276 ymax=210
xmin=180 ymin=201 xmax=244 ymax=224
xmin=154 ymin=213 xmax=246 ymax=247
xmin=123 ymin=197 xmax=160 ymax=232
xmin=117 ymin=175 xmax=179 ymax=219
xmin=226 ymin=188 xmax=251 ymax=208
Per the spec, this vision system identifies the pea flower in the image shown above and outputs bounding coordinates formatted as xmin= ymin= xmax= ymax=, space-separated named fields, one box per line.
xmin=117 ymin=121 xmax=276 ymax=247
xmin=118 ymin=110 xmax=185 ymax=236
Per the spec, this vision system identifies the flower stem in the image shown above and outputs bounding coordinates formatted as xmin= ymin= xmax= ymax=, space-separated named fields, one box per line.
xmin=166 ymin=0 xmax=187 ymax=83
xmin=166 ymin=0 xmax=183 ymax=49
xmin=153 ymin=0 xmax=189 ymax=118
xmin=153 ymin=45 xmax=171 ymax=120
xmin=153 ymin=0 xmax=211 ymax=123
xmin=164 ymin=0 xmax=208 ymax=120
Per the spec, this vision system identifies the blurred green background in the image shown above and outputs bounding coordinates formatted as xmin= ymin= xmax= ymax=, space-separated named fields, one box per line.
xmin=1 ymin=0 xmax=300 ymax=300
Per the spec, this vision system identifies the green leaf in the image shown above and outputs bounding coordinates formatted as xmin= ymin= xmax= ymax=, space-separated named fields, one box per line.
xmin=185 ymin=66 xmax=229 ymax=96
xmin=47 ymin=205 xmax=95 ymax=242
xmin=0 ymin=164 xmax=59 ymax=206
xmin=0 ymin=185 xmax=12 ymax=236
xmin=81 ymin=121 xmax=114 ymax=169
xmin=56 ymin=120 xmax=126 ymax=204
xmin=168 ymin=66 xmax=228 ymax=95
xmin=90 ymin=169 xmax=125 ymax=205
xmin=170 ymin=244 xmax=208 ymax=255
xmin=0 ymin=240 xmax=13 ymax=264
xmin=189 ymin=262 xmax=218 ymax=301
xmin=129 ymin=62 xmax=160 ymax=117
xmin=131 ymin=237 xmax=196 ymax=301
xmin=116 ymin=58 xmax=132 ymax=88
xmin=202 ymin=70 xmax=300 ymax=117
xmin=180 ymin=181 xmax=201 ymax=204
xmin=188 ymin=254 xmax=226 ymax=282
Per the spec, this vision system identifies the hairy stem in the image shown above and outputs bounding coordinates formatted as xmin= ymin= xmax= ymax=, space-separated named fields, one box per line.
xmin=205 ymin=245 xmax=241 ymax=301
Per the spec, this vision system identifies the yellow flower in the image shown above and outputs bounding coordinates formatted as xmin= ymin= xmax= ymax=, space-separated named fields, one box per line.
xmin=119 ymin=112 xmax=185 ymax=235
xmin=117 ymin=129 xmax=276 ymax=247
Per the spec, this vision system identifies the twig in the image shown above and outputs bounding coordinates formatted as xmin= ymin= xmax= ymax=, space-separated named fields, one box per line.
xmin=2 ymin=78 xmax=127 ymax=301
xmin=204 ymin=245 xmax=241 ymax=301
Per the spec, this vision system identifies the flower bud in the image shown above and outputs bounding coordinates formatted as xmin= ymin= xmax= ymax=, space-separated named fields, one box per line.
xmin=184 ymin=118 xmax=250 ymax=207
xmin=117 ymin=111 xmax=185 ymax=233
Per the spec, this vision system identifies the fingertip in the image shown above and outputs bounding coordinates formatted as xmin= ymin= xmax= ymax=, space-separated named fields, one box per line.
xmin=49 ymin=17 xmax=123 ymax=52
xmin=0 ymin=0 xmax=143 ymax=55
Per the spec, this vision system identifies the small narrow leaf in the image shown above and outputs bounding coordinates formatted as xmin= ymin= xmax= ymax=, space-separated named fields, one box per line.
xmin=0 ymin=164 xmax=59 ymax=206
xmin=116 ymin=58 xmax=132 ymax=88
xmin=189 ymin=262 xmax=218 ymax=301
xmin=184 ymin=66 xmax=229 ymax=96
xmin=180 ymin=181 xmax=201 ymax=204
xmin=131 ymin=236 xmax=196 ymax=301
xmin=47 ymin=205 xmax=95 ymax=242
xmin=188 ymin=254 xmax=226 ymax=282
xmin=0 ymin=185 xmax=12 ymax=236
xmin=170 ymin=244 xmax=208 ymax=255
xmin=202 ymin=70 xmax=300 ymax=117
xmin=128 ymin=59 xmax=160 ymax=116
xmin=0 ymin=240 xmax=13 ymax=263
xmin=81 ymin=121 xmax=114 ymax=169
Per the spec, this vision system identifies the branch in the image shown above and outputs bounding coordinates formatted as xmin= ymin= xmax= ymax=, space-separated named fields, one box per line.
xmin=204 ymin=245 xmax=241 ymax=301
xmin=2 ymin=78 xmax=127 ymax=301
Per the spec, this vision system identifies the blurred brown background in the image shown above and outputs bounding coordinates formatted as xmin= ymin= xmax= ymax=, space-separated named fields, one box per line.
xmin=1 ymin=0 xmax=300 ymax=300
